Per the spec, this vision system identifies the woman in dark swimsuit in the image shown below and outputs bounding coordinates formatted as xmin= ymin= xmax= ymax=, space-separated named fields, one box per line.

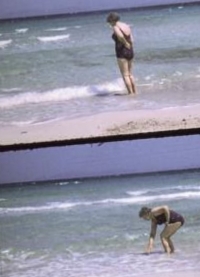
xmin=107 ymin=12 xmax=136 ymax=94
xmin=139 ymin=205 xmax=185 ymax=254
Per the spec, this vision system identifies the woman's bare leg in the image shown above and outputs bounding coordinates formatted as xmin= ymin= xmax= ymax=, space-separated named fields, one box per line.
xmin=117 ymin=59 xmax=135 ymax=94
xmin=167 ymin=238 xmax=175 ymax=253
xmin=160 ymin=236 xmax=171 ymax=254
xmin=128 ymin=60 xmax=136 ymax=93
xmin=160 ymin=222 xmax=182 ymax=254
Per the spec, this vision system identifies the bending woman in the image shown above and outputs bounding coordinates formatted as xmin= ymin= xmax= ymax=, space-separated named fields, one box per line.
xmin=107 ymin=12 xmax=136 ymax=94
xmin=139 ymin=205 xmax=184 ymax=254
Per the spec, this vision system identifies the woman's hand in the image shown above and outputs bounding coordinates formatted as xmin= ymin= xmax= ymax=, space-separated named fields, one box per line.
xmin=146 ymin=237 xmax=154 ymax=254
xmin=124 ymin=41 xmax=131 ymax=49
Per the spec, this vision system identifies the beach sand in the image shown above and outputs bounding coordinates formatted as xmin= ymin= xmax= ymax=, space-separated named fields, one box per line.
xmin=140 ymin=271 xmax=200 ymax=277
xmin=1 ymin=105 xmax=200 ymax=147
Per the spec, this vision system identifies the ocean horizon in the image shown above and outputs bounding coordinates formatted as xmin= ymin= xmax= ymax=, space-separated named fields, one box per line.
xmin=1 ymin=0 xmax=200 ymax=20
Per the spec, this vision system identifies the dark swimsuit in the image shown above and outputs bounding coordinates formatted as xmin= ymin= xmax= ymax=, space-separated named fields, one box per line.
xmin=112 ymin=29 xmax=134 ymax=60
xmin=155 ymin=210 xmax=185 ymax=226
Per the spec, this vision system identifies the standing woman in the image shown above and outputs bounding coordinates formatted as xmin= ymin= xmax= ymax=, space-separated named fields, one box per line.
xmin=107 ymin=12 xmax=136 ymax=95
xmin=139 ymin=205 xmax=185 ymax=254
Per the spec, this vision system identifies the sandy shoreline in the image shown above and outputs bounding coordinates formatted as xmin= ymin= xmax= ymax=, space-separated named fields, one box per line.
xmin=139 ymin=271 xmax=200 ymax=277
xmin=1 ymin=105 xmax=200 ymax=146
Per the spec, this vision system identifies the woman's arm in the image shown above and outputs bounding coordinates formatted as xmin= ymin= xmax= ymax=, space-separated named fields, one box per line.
xmin=146 ymin=220 xmax=157 ymax=254
xmin=113 ymin=26 xmax=131 ymax=48
xmin=130 ymin=33 xmax=134 ymax=46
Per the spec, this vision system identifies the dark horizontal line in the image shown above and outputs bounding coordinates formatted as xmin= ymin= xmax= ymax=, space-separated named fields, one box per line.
xmin=1 ymin=127 xmax=200 ymax=152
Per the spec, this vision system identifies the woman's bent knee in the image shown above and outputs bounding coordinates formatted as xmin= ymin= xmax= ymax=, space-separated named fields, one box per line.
xmin=160 ymin=233 xmax=167 ymax=240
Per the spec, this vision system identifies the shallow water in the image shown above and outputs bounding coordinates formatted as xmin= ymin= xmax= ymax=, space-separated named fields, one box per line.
xmin=1 ymin=169 xmax=200 ymax=276
xmin=0 ymin=4 xmax=200 ymax=125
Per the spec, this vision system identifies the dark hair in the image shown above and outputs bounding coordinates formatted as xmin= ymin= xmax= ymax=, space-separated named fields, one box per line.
xmin=106 ymin=12 xmax=120 ymax=23
xmin=139 ymin=207 xmax=151 ymax=218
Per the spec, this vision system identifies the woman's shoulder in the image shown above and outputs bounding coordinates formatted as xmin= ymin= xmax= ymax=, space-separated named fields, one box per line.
xmin=152 ymin=205 xmax=169 ymax=215
xmin=117 ymin=22 xmax=131 ymax=33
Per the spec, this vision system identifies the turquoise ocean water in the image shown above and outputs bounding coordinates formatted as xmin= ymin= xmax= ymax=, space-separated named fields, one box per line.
xmin=1 ymin=169 xmax=200 ymax=276
xmin=0 ymin=3 xmax=200 ymax=125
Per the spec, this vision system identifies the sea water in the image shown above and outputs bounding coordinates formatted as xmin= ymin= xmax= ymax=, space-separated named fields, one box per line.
xmin=1 ymin=169 xmax=200 ymax=277
xmin=0 ymin=4 xmax=200 ymax=126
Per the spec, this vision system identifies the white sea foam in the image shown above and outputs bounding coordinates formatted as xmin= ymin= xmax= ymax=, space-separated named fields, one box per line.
xmin=124 ymin=233 xmax=140 ymax=241
xmin=59 ymin=182 xmax=69 ymax=186
xmin=175 ymin=185 xmax=200 ymax=191
xmin=1 ymin=87 xmax=22 ymax=92
xmin=94 ymin=79 xmax=124 ymax=93
xmin=0 ymin=87 xmax=91 ymax=108
xmin=127 ymin=185 xmax=200 ymax=197
xmin=0 ymin=39 xmax=12 ymax=49
xmin=110 ymin=191 xmax=200 ymax=205
xmin=15 ymin=28 xmax=28 ymax=33
xmin=0 ymin=80 xmax=123 ymax=109
xmin=2 ymin=191 xmax=200 ymax=215
xmin=37 ymin=34 xmax=70 ymax=42
xmin=0 ymin=202 xmax=77 ymax=215
xmin=95 ymin=190 xmax=200 ymax=206
xmin=46 ymin=27 xmax=68 ymax=32
xmin=0 ymin=198 xmax=6 ymax=202
xmin=126 ymin=190 xmax=149 ymax=196
xmin=1 ymin=248 xmax=48 ymax=275
xmin=173 ymin=71 xmax=183 ymax=76
xmin=138 ymin=83 xmax=153 ymax=87
xmin=2 ymin=247 xmax=199 ymax=277
xmin=144 ymin=75 xmax=154 ymax=81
